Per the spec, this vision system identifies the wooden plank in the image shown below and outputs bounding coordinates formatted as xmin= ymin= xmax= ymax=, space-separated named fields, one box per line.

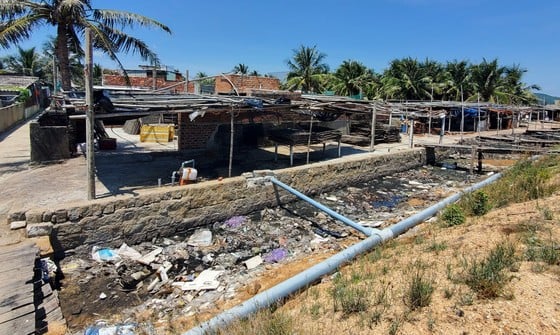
xmin=0 ymin=294 xmax=34 ymax=315
xmin=0 ymin=242 xmax=35 ymax=256
xmin=0 ymin=314 xmax=36 ymax=335
xmin=0 ymin=303 xmax=35 ymax=324
xmin=0 ymin=247 xmax=39 ymax=259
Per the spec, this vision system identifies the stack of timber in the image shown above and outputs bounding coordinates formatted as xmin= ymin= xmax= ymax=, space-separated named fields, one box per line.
xmin=0 ymin=241 xmax=64 ymax=334
xmin=268 ymin=126 xmax=341 ymax=145
xmin=342 ymin=122 xmax=401 ymax=146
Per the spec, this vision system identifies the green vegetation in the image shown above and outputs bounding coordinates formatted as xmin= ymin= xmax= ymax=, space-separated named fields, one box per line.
xmin=331 ymin=272 xmax=370 ymax=316
xmin=464 ymin=241 xmax=517 ymax=298
xmin=0 ymin=0 xmax=171 ymax=90
xmin=406 ymin=268 xmax=434 ymax=310
xmin=441 ymin=204 xmax=466 ymax=227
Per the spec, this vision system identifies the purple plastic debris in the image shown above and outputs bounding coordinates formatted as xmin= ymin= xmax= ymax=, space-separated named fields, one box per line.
xmin=264 ymin=248 xmax=288 ymax=263
xmin=224 ymin=216 xmax=246 ymax=228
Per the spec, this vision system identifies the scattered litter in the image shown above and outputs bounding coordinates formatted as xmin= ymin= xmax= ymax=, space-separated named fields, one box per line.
xmin=92 ymin=247 xmax=121 ymax=263
xmin=264 ymin=248 xmax=288 ymax=263
xmin=117 ymin=243 xmax=142 ymax=260
xmin=84 ymin=322 xmax=136 ymax=335
xmin=137 ymin=247 xmax=163 ymax=265
xmin=187 ymin=229 xmax=213 ymax=247
xmin=359 ymin=220 xmax=384 ymax=228
xmin=244 ymin=255 xmax=263 ymax=270
xmin=173 ymin=269 xmax=224 ymax=291
xmin=40 ymin=258 xmax=57 ymax=281
xmin=325 ymin=195 xmax=339 ymax=202
xmin=99 ymin=292 xmax=107 ymax=300
xmin=224 ymin=216 xmax=246 ymax=228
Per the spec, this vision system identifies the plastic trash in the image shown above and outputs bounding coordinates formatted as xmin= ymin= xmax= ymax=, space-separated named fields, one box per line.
xmin=91 ymin=246 xmax=121 ymax=263
xmin=224 ymin=216 xmax=246 ymax=228
xmin=264 ymin=248 xmax=288 ymax=263
xmin=84 ymin=322 xmax=136 ymax=335
xmin=187 ymin=229 xmax=213 ymax=247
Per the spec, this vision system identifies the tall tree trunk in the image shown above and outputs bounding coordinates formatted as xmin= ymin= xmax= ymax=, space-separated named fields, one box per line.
xmin=56 ymin=24 xmax=72 ymax=91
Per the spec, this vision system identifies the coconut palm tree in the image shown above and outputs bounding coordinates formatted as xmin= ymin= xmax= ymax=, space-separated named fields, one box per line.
xmin=444 ymin=60 xmax=472 ymax=101
xmin=286 ymin=45 xmax=329 ymax=93
xmin=2 ymin=46 xmax=45 ymax=77
xmin=381 ymin=57 xmax=431 ymax=100
xmin=0 ymin=0 xmax=171 ymax=91
xmin=232 ymin=63 xmax=249 ymax=75
xmin=470 ymin=58 xmax=506 ymax=102
xmin=333 ymin=60 xmax=374 ymax=97
xmin=420 ymin=58 xmax=445 ymax=99
xmin=500 ymin=64 xmax=539 ymax=105
xmin=42 ymin=36 xmax=84 ymax=88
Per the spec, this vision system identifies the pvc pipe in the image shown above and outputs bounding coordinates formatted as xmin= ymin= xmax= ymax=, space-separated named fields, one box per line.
xmin=183 ymin=172 xmax=503 ymax=335
xmin=269 ymin=177 xmax=375 ymax=237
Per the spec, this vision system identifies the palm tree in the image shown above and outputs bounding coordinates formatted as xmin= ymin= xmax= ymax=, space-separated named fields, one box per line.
xmin=381 ymin=57 xmax=431 ymax=100
xmin=333 ymin=60 xmax=374 ymax=97
xmin=444 ymin=60 xmax=472 ymax=101
xmin=286 ymin=45 xmax=329 ymax=93
xmin=2 ymin=46 xmax=45 ymax=77
xmin=470 ymin=58 xmax=505 ymax=102
xmin=42 ymin=36 xmax=84 ymax=88
xmin=249 ymin=70 xmax=260 ymax=76
xmin=0 ymin=0 xmax=171 ymax=91
xmin=233 ymin=63 xmax=249 ymax=75
xmin=500 ymin=64 xmax=539 ymax=105
xmin=420 ymin=58 xmax=445 ymax=100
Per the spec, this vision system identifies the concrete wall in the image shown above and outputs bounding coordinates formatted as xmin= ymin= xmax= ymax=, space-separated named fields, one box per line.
xmin=30 ymin=112 xmax=71 ymax=163
xmin=12 ymin=149 xmax=426 ymax=257
xmin=0 ymin=103 xmax=41 ymax=134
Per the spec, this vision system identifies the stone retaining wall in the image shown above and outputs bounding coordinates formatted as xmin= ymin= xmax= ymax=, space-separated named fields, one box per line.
xmin=12 ymin=149 xmax=425 ymax=257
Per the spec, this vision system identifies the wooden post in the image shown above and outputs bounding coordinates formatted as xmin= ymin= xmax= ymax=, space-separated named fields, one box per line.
xmin=470 ymin=145 xmax=476 ymax=175
xmin=478 ymin=150 xmax=483 ymax=174
xmin=306 ymin=114 xmax=314 ymax=165
xmin=228 ymin=106 xmax=234 ymax=178
xmin=369 ymin=105 xmax=376 ymax=152
xmin=85 ymin=28 xmax=95 ymax=200
xmin=409 ymin=118 xmax=414 ymax=148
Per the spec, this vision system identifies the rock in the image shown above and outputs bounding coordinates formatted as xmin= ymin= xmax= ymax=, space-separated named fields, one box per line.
xmin=10 ymin=220 xmax=26 ymax=230
xmin=26 ymin=222 xmax=53 ymax=237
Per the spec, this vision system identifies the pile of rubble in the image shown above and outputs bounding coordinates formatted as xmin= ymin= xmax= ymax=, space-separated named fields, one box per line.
xmin=61 ymin=166 xmax=477 ymax=334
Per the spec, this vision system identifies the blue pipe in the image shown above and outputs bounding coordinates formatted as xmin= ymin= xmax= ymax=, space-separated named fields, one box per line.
xmin=183 ymin=172 xmax=503 ymax=335
xmin=269 ymin=177 xmax=375 ymax=237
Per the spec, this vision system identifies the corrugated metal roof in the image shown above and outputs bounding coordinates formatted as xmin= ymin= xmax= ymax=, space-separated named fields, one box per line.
xmin=0 ymin=75 xmax=39 ymax=88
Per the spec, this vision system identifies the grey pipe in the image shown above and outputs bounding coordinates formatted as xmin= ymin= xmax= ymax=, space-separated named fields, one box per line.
xmin=183 ymin=172 xmax=503 ymax=335
xmin=269 ymin=177 xmax=375 ymax=236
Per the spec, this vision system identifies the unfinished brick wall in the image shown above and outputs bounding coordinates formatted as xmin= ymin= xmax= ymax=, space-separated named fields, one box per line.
xmin=215 ymin=75 xmax=280 ymax=95
xmin=103 ymin=75 xmax=186 ymax=92
xmin=177 ymin=113 xmax=220 ymax=150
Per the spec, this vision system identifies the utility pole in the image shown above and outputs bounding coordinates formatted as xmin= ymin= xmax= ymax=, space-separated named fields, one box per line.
xmin=85 ymin=28 xmax=96 ymax=200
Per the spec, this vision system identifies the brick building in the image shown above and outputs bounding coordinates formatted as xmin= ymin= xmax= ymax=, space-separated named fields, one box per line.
xmin=103 ymin=68 xmax=186 ymax=92
xmin=188 ymin=74 xmax=280 ymax=96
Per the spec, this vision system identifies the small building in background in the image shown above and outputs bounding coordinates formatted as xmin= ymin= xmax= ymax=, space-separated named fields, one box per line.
xmin=187 ymin=74 xmax=280 ymax=96
xmin=102 ymin=66 xmax=186 ymax=92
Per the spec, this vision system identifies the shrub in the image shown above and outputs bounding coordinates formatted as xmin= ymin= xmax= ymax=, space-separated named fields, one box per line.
xmin=332 ymin=273 xmax=370 ymax=315
xmin=471 ymin=191 xmax=491 ymax=216
xmin=464 ymin=241 xmax=516 ymax=298
xmin=406 ymin=269 xmax=434 ymax=310
xmin=441 ymin=204 xmax=466 ymax=227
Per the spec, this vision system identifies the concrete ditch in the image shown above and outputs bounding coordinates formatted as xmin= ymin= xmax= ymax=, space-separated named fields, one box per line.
xmin=10 ymin=148 xmax=425 ymax=257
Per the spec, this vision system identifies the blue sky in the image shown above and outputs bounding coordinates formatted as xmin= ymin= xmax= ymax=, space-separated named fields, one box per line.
xmin=3 ymin=0 xmax=560 ymax=95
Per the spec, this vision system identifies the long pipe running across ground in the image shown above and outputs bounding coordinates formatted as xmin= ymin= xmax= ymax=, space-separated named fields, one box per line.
xmin=183 ymin=172 xmax=503 ymax=335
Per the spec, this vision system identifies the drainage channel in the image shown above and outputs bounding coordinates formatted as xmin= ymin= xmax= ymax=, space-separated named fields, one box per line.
xmin=59 ymin=166 xmax=488 ymax=333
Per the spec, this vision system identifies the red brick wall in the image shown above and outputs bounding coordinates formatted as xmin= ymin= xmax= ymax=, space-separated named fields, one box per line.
xmin=177 ymin=112 xmax=227 ymax=150
xmin=103 ymin=75 xmax=186 ymax=92
xmin=215 ymin=75 xmax=280 ymax=95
